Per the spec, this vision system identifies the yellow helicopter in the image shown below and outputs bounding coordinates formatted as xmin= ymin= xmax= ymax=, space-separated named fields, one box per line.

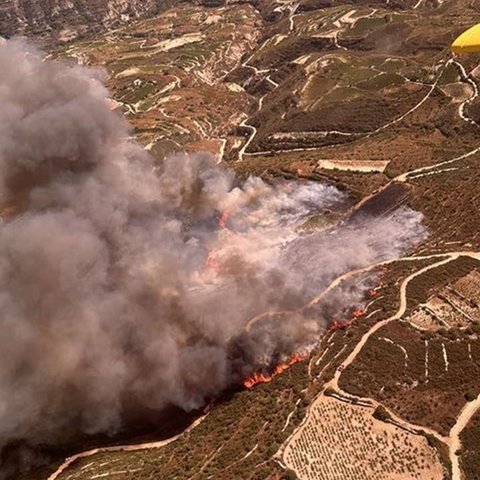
xmin=452 ymin=24 xmax=480 ymax=54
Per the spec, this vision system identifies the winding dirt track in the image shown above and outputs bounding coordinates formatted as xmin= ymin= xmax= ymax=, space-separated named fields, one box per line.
xmin=47 ymin=440 xmax=176 ymax=480
xmin=322 ymin=251 xmax=480 ymax=480
xmin=329 ymin=254 xmax=466 ymax=389
xmin=450 ymin=393 xmax=480 ymax=480
xmin=46 ymin=415 xmax=206 ymax=480
xmin=246 ymin=251 xmax=460 ymax=333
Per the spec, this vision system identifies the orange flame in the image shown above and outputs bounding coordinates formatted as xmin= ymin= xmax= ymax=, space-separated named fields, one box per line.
xmin=328 ymin=320 xmax=344 ymax=333
xmin=219 ymin=211 xmax=229 ymax=229
xmin=352 ymin=309 xmax=365 ymax=319
xmin=205 ymin=251 xmax=220 ymax=272
xmin=202 ymin=211 xmax=232 ymax=274
xmin=243 ymin=352 xmax=307 ymax=389
xmin=328 ymin=310 xmax=365 ymax=334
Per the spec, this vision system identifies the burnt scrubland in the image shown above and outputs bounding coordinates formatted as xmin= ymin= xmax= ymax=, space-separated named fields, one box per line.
xmin=21 ymin=365 xmax=310 ymax=480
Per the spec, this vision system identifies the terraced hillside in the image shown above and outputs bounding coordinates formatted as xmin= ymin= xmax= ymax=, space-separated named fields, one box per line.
xmin=14 ymin=0 xmax=480 ymax=479
xmin=0 ymin=0 xmax=176 ymax=41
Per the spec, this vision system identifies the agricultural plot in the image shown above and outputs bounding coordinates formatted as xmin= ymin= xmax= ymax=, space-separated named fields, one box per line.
xmin=407 ymin=268 xmax=480 ymax=331
xmin=53 ymin=3 xmax=260 ymax=162
xmin=448 ymin=271 xmax=480 ymax=314
xmin=339 ymin=319 xmax=480 ymax=436
xmin=283 ymin=395 xmax=443 ymax=480
xmin=408 ymin=269 xmax=480 ymax=332
xmin=408 ymin=299 xmax=462 ymax=331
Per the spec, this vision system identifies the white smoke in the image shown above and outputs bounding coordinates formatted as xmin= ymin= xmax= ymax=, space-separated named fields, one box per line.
xmin=0 ymin=40 xmax=427 ymax=475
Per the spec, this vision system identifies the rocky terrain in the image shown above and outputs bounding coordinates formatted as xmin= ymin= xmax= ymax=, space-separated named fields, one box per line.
xmin=0 ymin=0 xmax=176 ymax=42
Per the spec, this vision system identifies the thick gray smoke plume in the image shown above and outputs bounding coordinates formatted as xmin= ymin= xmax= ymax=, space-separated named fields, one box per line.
xmin=0 ymin=40 xmax=426 ymax=465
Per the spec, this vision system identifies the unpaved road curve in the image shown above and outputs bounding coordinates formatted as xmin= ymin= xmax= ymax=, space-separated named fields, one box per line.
xmin=348 ymin=139 xmax=480 ymax=224
xmin=450 ymin=393 xmax=480 ymax=480
xmin=246 ymin=251 xmax=457 ymax=332
xmin=398 ymin=142 xmax=480 ymax=182
xmin=329 ymin=389 xmax=449 ymax=445
xmin=46 ymin=415 xmax=206 ymax=480
xmin=47 ymin=439 xmax=177 ymax=480
xmin=451 ymin=59 xmax=480 ymax=127
xmin=329 ymin=254 xmax=462 ymax=390
xmin=323 ymin=250 xmax=480 ymax=480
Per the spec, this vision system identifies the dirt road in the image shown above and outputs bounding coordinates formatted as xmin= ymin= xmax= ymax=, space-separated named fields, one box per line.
xmin=46 ymin=415 xmax=206 ymax=480
xmin=450 ymin=393 xmax=480 ymax=480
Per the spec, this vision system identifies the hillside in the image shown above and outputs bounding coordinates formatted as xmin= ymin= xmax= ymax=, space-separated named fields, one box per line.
xmin=0 ymin=0 xmax=176 ymax=41
xmin=6 ymin=0 xmax=480 ymax=479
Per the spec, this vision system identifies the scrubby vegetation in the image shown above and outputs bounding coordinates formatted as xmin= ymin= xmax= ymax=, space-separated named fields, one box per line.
xmin=460 ymin=412 xmax=480 ymax=480
xmin=406 ymin=257 xmax=480 ymax=314
xmin=340 ymin=319 xmax=480 ymax=436
xmin=33 ymin=364 xmax=310 ymax=480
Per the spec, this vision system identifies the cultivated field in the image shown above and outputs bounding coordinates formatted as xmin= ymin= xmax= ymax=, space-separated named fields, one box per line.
xmin=283 ymin=395 xmax=443 ymax=480
xmin=340 ymin=313 xmax=480 ymax=436
xmin=408 ymin=269 xmax=480 ymax=331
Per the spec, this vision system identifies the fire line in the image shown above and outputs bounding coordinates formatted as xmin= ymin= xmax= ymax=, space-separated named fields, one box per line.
xmin=243 ymin=353 xmax=308 ymax=389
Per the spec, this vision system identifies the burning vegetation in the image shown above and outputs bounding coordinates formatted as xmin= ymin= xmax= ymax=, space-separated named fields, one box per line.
xmin=328 ymin=308 xmax=367 ymax=333
xmin=0 ymin=40 xmax=428 ymax=479
xmin=243 ymin=302 xmax=373 ymax=389
xmin=243 ymin=353 xmax=308 ymax=389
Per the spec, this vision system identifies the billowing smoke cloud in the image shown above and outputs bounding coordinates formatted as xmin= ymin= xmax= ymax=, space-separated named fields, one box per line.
xmin=0 ymin=40 xmax=426 ymax=470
